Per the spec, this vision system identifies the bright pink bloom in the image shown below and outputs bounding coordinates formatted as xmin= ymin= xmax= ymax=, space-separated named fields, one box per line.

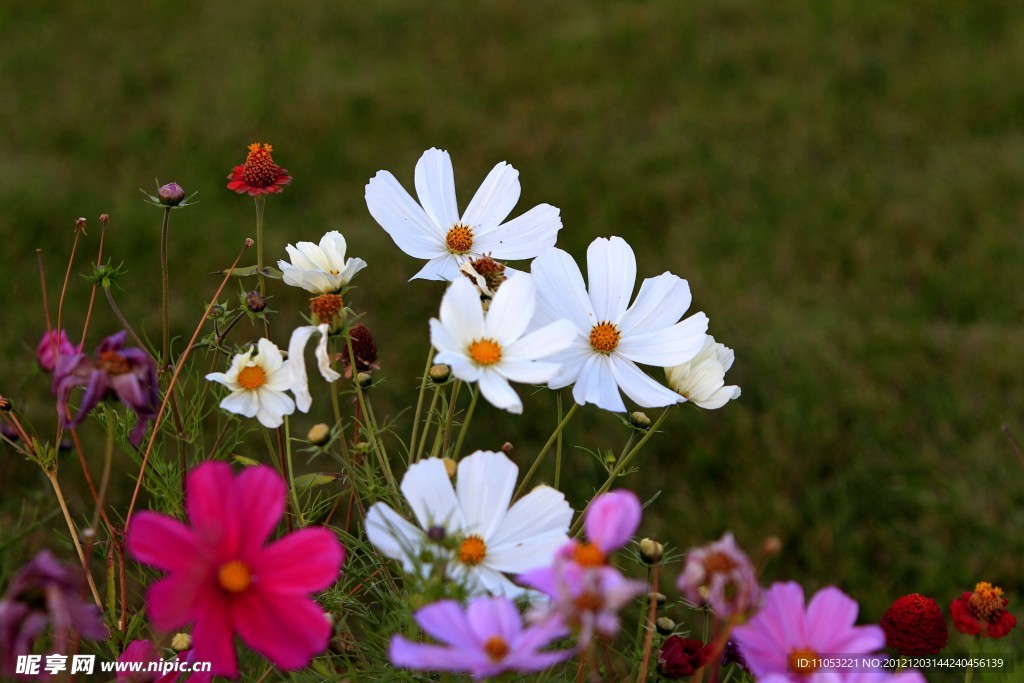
xmin=126 ymin=463 xmax=344 ymax=677
xmin=36 ymin=329 xmax=80 ymax=373
xmin=518 ymin=490 xmax=645 ymax=639
xmin=678 ymin=532 xmax=760 ymax=619
xmin=390 ymin=596 xmax=572 ymax=680
xmin=732 ymin=582 xmax=885 ymax=682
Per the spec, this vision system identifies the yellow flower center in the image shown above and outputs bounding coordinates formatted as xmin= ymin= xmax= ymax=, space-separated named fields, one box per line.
xmin=787 ymin=648 xmax=820 ymax=674
xmin=483 ymin=635 xmax=510 ymax=662
xmin=589 ymin=321 xmax=621 ymax=353
xmin=572 ymin=542 xmax=606 ymax=568
xmin=217 ymin=560 xmax=252 ymax=593
xmin=969 ymin=582 xmax=1006 ymax=621
xmin=310 ymin=293 xmax=345 ymax=323
xmin=468 ymin=338 xmax=502 ymax=366
xmin=446 ymin=224 xmax=474 ymax=254
xmin=237 ymin=365 xmax=267 ymax=390
xmin=242 ymin=142 xmax=280 ymax=188
xmin=458 ymin=535 xmax=487 ymax=565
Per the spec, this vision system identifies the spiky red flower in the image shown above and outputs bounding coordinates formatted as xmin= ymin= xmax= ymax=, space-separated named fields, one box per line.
xmin=226 ymin=142 xmax=292 ymax=196
xmin=951 ymin=582 xmax=1017 ymax=639
xmin=340 ymin=323 xmax=379 ymax=377
xmin=881 ymin=593 xmax=948 ymax=655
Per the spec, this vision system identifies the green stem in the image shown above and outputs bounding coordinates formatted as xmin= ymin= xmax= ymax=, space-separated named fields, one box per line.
xmin=346 ymin=332 xmax=397 ymax=493
xmin=441 ymin=379 xmax=463 ymax=458
xmin=47 ymin=472 xmax=103 ymax=608
xmin=284 ymin=417 xmax=305 ymax=527
xmin=409 ymin=345 xmax=434 ymax=463
xmin=965 ymin=636 xmax=977 ymax=683
xmin=253 ymin=197 xmax=270 ymax=339
xmin=90 ymin=414 xmax=116 ymax=533
xmin=415 ymin=387 xmax=441 ymax=463
xmin=554 ymin=394 xmax=564 ymax=490
xmin=514 ymin=401 xmax=580 ymax=499
xmin=160 ymin=206 xmax=171 ymax=369
xmin=451 ymin=385 xmax=479 ymax=459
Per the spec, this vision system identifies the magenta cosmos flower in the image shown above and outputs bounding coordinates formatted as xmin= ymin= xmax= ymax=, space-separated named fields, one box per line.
xmin=36 ymin=329 xmax=80 ymax=373
xmin=127 ymin=463 xmax=344 ymax=677
xmin=519 ymin=490 xmax=646 ymax=639
xmin=390 ymin=596 xmax=573 ymax=680
xmin=732 ymin=582 xmax=885 ymax=682
xmin=52 ymin=330 xmax=158 ymax=445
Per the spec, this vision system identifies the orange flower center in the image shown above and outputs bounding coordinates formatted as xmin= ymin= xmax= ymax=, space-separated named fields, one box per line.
xmin=702 ymin=550 xmax=738 ymax=575
xmin=787 ymin=648 xmax=820 ymax=674
xmin=572 ymin=542 xmax=606 ymax=568
xmin=242 ymin=142 xmax=280 ymax=188
xmin=968 ymin=582 xmax=1006 ymax=621
xmin=446 ymin=224 xmax=474 ymax=254
xmin=217 ymin=560 xmax=252 ymax=593
xmin=310 ymin=293 xmax=345 ymax=323
xmin=589 ymin=321 xmax=621 ymax=353
xmin=482 ymin=635 xmax=510 ymax=662
xmin=458 ymin=535 xmax=487 ymax=565
xmin=97 ymin=350 xmax=131 ymax=375
xmin=237 ymin=365 xmax=267 ymax=390
xmin=468 ymin=339 xmax=502 ymax=366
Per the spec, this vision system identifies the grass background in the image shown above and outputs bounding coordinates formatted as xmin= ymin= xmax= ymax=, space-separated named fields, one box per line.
xmin=2 ymin=0 xmax=1022 ymax=671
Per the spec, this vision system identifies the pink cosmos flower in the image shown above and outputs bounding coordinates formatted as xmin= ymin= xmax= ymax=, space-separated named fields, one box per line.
xmin=36 ymin=329 xmax=80 ymax=373
xmin=390 ymin=596 xmax=573 ymax=680
xmin=519 ymin=490 xmax=646 ymax=639
xmin=126 ymin=463 xmax=345 ymax=677
xmin=732 ymin=582 xmax=886 ymax=682
xmin=678 ymin=532 xmax=760 ymax=619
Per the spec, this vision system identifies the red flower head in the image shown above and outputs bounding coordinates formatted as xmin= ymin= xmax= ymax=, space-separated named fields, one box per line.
xmin=127 ymin=463 xmax=345 ymax=677
xmin=227 ymin=142 xmax=292 ymax=196
xmin=658 ymin=636 xmax=712 ymax=679
xmin=881 ymin=593 xmax=948 ymax=655
xmin=950 ymin=582 xmax=1017 ymax=639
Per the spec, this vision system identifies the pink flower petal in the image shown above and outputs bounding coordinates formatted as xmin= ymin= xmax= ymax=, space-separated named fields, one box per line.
xmin=232 ymin=591 xmax=332 ymax=671
xmin=234 ymin=466 xmax=287 ymax=558
xmin=390 ymin=636 xmax=485 ymax=673
xmin=191 ymin=598 xmax=238 ymax=677
xmin=584 ymin=490 xmax=641 ymax=553
xmin=414 ymin=600 xmax=479 ymax=647
xmin=186 ymin=462 xmax=240 ymax=558
xmin=127 ymin=512 xmax=202 ymax=572
xmin=254 ymin=528 xmax=344 ymax=594
xmin=146 ymin=572 xmax=211 ymax=632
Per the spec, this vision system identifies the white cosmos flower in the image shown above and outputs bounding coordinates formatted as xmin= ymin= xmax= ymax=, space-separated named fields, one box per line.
xmin=205 ymin=338 xmax=297 ymax=428
xmin=278 ymin=230 xmax=367 ymax=294
xmin=665 ymin=335 xmax=741 ymax=409
xmin=366 ymin=450 xmax=573 ymax=600
xmin=430 ymin=275 xmax=577 ymax=414
xmin=365 ymin=148 xmax=562 ymax=281
xmin=530 ymin=236 xmax=710 ymax=413
xmin=286 ymin=324 xmax=341 ymax=412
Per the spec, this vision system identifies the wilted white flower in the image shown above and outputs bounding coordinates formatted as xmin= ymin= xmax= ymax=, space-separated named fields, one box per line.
xmin=430 ymin=275 xmax=576 ymax=414
xmin=664 ymin=335 xmax=741 ymax=409
xmin=278 ymin=230 xmax=367 ymax=294
xmin=286 ymin=324 xmax=341 ymax=412
xmin=530 ymin=236 xmax=709 ymax=413
xmin=205 ymin=339 xmax=298 ymax=428
xmin=365 ymin=148 xmax=562 ymax=281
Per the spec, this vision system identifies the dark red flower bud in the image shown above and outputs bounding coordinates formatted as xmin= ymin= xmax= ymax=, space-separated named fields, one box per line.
xmin=658 ymin=636 xmax=712 ymax=679
xmin=881 ymin=594 xmax=948 ymax=655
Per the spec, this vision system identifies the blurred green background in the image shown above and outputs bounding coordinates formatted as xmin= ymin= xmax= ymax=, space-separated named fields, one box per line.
xmin=2 ymin=0 xmax=1023 ymax=644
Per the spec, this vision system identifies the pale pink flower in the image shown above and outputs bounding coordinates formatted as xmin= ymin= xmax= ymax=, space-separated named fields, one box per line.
xmin=678 ymin=532 xmax=760 ymax=619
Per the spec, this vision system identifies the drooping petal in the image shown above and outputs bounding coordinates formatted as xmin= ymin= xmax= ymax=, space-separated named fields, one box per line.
xmin=531 ymin=248 xmax=595 ymax=332
xmin=607 ymin=355 xmax=681 ymax=408
xmin=314 ymin=325 xmax=341 ymax=382
xmin=461 ymin=161 xmax=521 ymax=231
xmin=126 ymin=512 xmax=202 ymax=572
xmin=414 ymin=148 xmax=461 ymax=230
xmin=584 ymin=490 xmax=641 ymax=553
xmin=286 ymin=325 xmax=318 ymax=413
xmin=477 ymin=371 xmax=523 ymax=414
xmin=366 ymin=171 xmax=447 ymax=259
xmin=255 ymin=528 xmax=343 ymax=594
xmin=586 ymin=237 xmax=636 ymax=323
xmin=232 ymin=591 xmax=332 ymax=671
xmin=401 ymin=458 xmax=466 ymax=533
xmin=477 ymin=204 xmax=563 ymax=261
xmin=456 ymin=451 xmax=518 ymax=540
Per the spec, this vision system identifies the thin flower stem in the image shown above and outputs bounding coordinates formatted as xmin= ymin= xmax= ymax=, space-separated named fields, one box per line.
xmin=633 ymin=566 xmax=652 ymax=665
xmin=344 ymin=332 xmax=397 ymax=492
xmin=514 ymin=402 xmax=580 ymax=499
xmin=36 ymin=250 xmax=53 ymax=332
xmin=571 ymin=407 xmax=673 ymax=536
xmin=253 ymin=197 xmax=270 ymax=340
xmin=284 ymin=417 xmax=306 ymax=527
xmin=554 ymin=393 xmax=564 ymax=489
xmin=78 ymin=219 xmax=107 ymax=349
xmin=408 ymin=345 xmax=435 ymax=463
xmin=124 ymin=239 xmax=253 ymax=530
xmin=160 ymin=206 xmax=171 ymax=369
xmin=451 ymin=384 xmax=478 ymax=459
xmin=90 ymin=414 xmax=116 ymax=534
xmin=637 ymin=560 xmax=660 ymax=682
xmin=47 ymin=472 xmax=103 ymax=608
xmin=104 ymin=287 xmax=153 ymax=357
xmin=441 ymin=379 xmax=463 ymax=458
xmin=415 ymin=387 xmax=442 ymax=463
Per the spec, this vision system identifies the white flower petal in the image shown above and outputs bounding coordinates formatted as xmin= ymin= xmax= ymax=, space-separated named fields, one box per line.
xmin=366 ymin=171 xmax=447 ymax=259
xmin=470 ymin=566 xmax=530 ymax=600
xmin=429 ymin=318 xmax=461 ymax=355
xmin=254 ymin=388 xmax=295 ymax=427
xmin=608 ymin=355 xmax=680 ymax=408
xmin=477 ymin=371 xmax=523 ymax=414
xmin=411 ymin=254 xmax=463 ymax=281
xmin=435 ymin=352 xmax=484 ymax=383
xmin=531 ymin=248 xmax=596 ymax=332
xmin=461 ymin=161 xmax=521 ymax=231
xmin=497 ymin=359 xmax=562 ymax=386
xmin=619 ymin=273 xmax=693 ymax=336
xmin=205 ymin=371 xmax=235 ymax=388
xmin=456 ymin=451 xmax=518 ymax=540
xmin=286 ymin=325 xmax=317 ymax=412
xmin=315 ymin=324 xmax=341 ymax=382
xmin=366 ymin=503 xmax=430 ymax=576
xmin=341 ymin=257 xmax=368 ymax=284
xmin=256 ymin=338 xmax=285 ymax=374
xmin=546 ymin=343 xmax=593 ymax=390
xmin=487 ymin=528 xmax=572 ymax=574
xmin=586 ymin=237 xmax=636 ymax=323
xmin=572 ymin=354 xmax=626 ymax=412
xmin=475 ymin=204 xmax=562 ymax=261
xmin=440 ymin=278 xmax=487 ymax=346
xmin=414 ymin=148 xmax=460 ymax=230
xmin=319 ymin=230 xmax=348 ymax=265
xmin=617 ymin=313 xmax=709 ymax=367
xmin=488 ymin=485 xmax=572 ymax=551
xmin=220 ymin=389 xmax=259 ymax=418
xmin=483 ymin=271 xmax=534 ymax=346
xmin=402 ymin=458 xmax=466 ymax=533
xmin=504 ymin=319 xmax=578 ymax=362
xmin=283 ymin=243 xmax=317 ymax=270
xmin=296 ymin=241 xmax=332 ymax=272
